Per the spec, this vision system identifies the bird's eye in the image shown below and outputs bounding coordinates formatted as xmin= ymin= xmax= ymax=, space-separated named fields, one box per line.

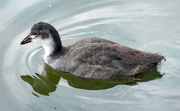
xmin=33 ymin=32 xmax=39 ymax=36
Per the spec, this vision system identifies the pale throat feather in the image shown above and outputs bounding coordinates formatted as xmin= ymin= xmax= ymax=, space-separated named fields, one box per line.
xmin=42 ymin=37 xmax=55 ymax=63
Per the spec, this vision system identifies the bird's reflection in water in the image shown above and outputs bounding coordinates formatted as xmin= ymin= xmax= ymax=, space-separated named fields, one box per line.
xmin=21 ymin=64 xmax=163 ymax=96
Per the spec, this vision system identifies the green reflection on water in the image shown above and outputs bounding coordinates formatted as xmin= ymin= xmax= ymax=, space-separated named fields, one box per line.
xmin=21 ymin=64 xmax=163 ymax=96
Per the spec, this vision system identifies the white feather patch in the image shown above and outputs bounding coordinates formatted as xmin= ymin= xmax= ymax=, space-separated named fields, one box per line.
xmin=42 ymin=36 xmax=55 ymax=63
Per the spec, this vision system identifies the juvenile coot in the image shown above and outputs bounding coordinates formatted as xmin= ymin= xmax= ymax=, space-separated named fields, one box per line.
xmin=20 ymin=22 xmax=164 ymax=79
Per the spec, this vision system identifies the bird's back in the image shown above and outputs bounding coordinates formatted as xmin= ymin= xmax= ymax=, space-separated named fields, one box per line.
xmin=54 ymin=37 xmax=164 ymax=79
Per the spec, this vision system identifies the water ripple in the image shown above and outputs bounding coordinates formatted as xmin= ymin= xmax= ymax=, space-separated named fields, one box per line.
xmin=0 ymin=0 xmax=180 ymax=111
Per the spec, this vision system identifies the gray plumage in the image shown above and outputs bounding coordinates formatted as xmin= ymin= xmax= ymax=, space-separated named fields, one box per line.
xmin=21 ymin=22 xmax=165 ymax=79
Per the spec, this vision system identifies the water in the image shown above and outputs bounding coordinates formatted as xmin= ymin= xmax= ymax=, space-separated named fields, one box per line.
xmin=0 ymin=0 xmax=180 ymax=111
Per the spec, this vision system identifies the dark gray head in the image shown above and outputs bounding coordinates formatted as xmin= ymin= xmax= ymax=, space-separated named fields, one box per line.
xmin=21 ymin=22 xmax=61 ymax=45
xmin=21 ymin=22 xmax=62 ymax=57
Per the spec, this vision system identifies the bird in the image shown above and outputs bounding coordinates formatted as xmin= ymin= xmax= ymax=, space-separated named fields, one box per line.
xmin=20 ymin=22 xmax=165 ymax=79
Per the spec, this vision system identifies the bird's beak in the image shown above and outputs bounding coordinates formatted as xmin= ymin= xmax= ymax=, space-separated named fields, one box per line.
xmin=20 ymin=35 xmax=32 ymax=45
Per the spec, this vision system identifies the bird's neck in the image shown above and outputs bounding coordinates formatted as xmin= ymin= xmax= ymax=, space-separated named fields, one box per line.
xmin=42 ymin=36 xmax=62 ymax=63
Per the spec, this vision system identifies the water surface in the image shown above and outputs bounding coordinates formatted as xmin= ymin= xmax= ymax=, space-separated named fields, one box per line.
xmin=0 ymin=0 xmax=180 ymax=111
